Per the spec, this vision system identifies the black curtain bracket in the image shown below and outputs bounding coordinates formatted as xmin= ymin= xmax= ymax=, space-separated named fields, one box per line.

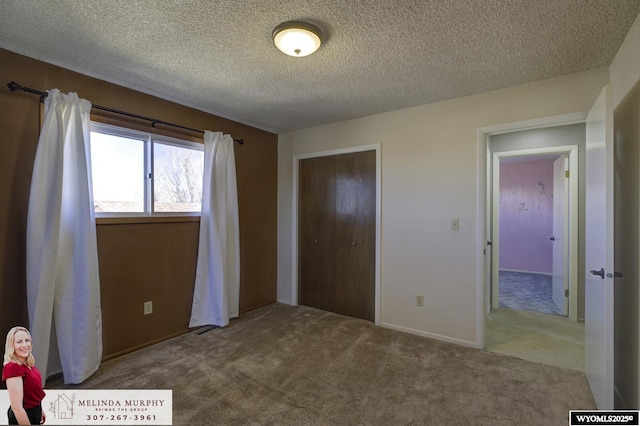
xmin=7 ymin=81 xmax=244 ymax=145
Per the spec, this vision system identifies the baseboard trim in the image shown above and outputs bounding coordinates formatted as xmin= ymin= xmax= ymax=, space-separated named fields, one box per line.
xmin=240 ymin=299 xmax=278 ymax=315
xmin=102 ymin=329 xmax=191 ymax=363
xmin=277 ymin=298 xmax=293 ymax=305
xmin=379 ymin=322 xmax=477 ymax=349
xmin=499 ymin=268 xmax=552 ymax=276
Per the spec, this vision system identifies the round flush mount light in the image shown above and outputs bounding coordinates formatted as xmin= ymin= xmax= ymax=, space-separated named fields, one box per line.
xmin=272 ymin=21 xmax=323 ymax=57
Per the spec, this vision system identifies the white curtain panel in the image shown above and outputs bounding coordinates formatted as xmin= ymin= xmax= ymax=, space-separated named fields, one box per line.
xmin=190 ymin=131 xmax=240 ymax=327
xmin=26 ymin=89 xmax=102 ymax=384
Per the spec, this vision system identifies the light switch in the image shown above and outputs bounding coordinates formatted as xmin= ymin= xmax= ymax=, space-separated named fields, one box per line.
xmin=451 ymin=219 xmax=459 ymax=231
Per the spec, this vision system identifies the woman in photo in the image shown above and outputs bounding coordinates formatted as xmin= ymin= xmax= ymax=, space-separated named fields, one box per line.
xmin=2 ymin=327 xmax=45 ymax=425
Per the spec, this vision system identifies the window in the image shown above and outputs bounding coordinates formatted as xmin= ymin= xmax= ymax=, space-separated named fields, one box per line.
xmin=90 ymin=122 xmax=204 ymax=216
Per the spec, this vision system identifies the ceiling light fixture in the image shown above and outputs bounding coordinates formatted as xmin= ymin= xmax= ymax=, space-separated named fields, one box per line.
xmin=272 ymin=21 xmax=323 ymax=57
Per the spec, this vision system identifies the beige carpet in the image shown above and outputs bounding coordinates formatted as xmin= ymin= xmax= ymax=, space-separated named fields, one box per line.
xmin=47 ymin=303 xmax=595 ymax=425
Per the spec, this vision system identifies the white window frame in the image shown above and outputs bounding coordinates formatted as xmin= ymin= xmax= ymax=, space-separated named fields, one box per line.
xmin=90 ymin=121 xmax=204 ymax=218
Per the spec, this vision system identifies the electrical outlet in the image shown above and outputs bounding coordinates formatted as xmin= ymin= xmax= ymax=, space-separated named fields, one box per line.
xmin=144 ymin=301 xmax=153 ymax=315
xmin=451 ymin=219 xmax=460 ymax=231
xmin=416 ymin=295 xmax=424 ymax=307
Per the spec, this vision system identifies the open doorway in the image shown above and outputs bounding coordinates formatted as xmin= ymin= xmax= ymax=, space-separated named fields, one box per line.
xmin=484 ymin=123 xmax=585 ymax=371
xmin=491 ymin=146 xmax=578 ymax=319
xmin=497 ymin=154 xmax=566 ymax=317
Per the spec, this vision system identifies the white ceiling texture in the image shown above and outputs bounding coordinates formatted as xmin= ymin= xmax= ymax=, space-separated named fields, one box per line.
xmin=0 ymin=1 xmax=639 ymax=134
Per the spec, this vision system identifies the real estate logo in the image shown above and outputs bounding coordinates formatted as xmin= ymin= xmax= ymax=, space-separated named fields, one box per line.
xmin=50 ymin=392 xmax=76 ymax=420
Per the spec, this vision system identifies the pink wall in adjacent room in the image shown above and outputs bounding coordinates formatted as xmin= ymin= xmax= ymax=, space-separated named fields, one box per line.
xmin=499 ymin=159 xmax=555 ymax=273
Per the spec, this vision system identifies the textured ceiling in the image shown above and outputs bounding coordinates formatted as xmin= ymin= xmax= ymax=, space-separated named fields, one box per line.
xmin=1 ymin=1 xmax=638 ymax=134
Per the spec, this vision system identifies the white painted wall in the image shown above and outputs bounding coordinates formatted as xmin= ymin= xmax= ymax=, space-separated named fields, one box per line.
xmin=278 ymin=67 xmax=609 ymax=347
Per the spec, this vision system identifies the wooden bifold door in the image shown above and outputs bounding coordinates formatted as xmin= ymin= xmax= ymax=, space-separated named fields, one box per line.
xmin=298 ymin=150 xmax=376 ymax=321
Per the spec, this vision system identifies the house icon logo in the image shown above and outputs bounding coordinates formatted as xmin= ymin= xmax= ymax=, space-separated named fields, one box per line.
xmin=51 ymin=392 xmax=75 ymax=420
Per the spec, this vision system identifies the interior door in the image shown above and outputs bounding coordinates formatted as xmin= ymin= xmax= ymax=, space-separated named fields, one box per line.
xmin=485 ymin=148 xmax=493 ymax=316
xmin=352 ymin=151 xmax=376 ymax=320
xmin=298 ymin=156 xmax=335 ymax=312
xmin=613 ymin=86 xmax=639 ymax=409
xmin=334 ymin=153 xmax=357 ymax=316
xmin=298 ymin=151 xmax=376 ymax=321
xmin=551 ymin=155 xmax=568 ymax=315
xmin=584 ymin=84 xmax=614 ymax=410
xmin=334 ymin=151 xmax=376 ymax=321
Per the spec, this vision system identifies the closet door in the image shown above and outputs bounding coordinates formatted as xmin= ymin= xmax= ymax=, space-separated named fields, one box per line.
xmin=334 ymin=151 xmax=376 ymax=320
xmin=333 ymin=153 xmax=356 ymax=317
xmin=298 ymin=150 xmax=375 ymax=321
xmin=353 ymin=150 xmax=376 ymax=320
xmin=298 ymin=156 xmax=335 ymax=312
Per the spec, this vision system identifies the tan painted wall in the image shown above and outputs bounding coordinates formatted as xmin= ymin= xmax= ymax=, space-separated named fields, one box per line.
xmin=0 ymin=48 xmax=278 ymax=359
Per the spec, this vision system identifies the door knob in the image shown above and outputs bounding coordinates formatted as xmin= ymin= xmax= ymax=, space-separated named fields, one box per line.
xmin=589 ymin=268 xmax=605 ymax=279
xmin=314 ymin=239 xmax=318 ymax=243
xmin=606 ymin=271 xmax=624 ymax=278
xmin=550 ymin=236 xmax=556 ymax=241
xmin=352 ymin=242 xmax=357 ymax=246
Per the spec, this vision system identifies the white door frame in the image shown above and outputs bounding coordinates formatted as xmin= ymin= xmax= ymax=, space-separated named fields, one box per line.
xmin=475 ymin=112 xmax=587 ymax=349
xmin=491 ymin=145 xmax=578 ymax=321
xmin=291 ymin=144 xmax=382 ymax=325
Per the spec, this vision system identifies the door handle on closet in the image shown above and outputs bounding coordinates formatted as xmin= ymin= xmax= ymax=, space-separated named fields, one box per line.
xmin=550 ymin=236 xmax=556 ymax=241
xmin=589 ymin=268 xmax=605 ymax=279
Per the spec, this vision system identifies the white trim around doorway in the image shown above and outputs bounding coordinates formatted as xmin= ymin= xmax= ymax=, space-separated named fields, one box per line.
xmin=291 ymin=144 xmax=382 ymax=325
xmin=475 ymin=111 xmax=588 ymax=349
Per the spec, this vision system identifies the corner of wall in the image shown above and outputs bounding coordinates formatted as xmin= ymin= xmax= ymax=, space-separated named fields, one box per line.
xmin=611 ymin=13 xmax=640 ymax=106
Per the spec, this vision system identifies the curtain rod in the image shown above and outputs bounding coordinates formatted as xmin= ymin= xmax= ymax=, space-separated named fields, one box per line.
xmin=7 ymin=81 xmax=244 ymax=145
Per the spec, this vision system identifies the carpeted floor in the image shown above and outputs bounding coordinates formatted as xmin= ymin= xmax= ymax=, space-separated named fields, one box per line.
xmin=47 ymin=304 xmax=594 ymax=425
xmin=499 ymin=270 xmax=562 ymax=316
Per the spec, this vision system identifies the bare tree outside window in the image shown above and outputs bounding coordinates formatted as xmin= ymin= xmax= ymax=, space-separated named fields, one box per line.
xmin=154 ymin=143 xmax=204 ymax=212
xmin=90 ymin=123 xmax=205 ymax=215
